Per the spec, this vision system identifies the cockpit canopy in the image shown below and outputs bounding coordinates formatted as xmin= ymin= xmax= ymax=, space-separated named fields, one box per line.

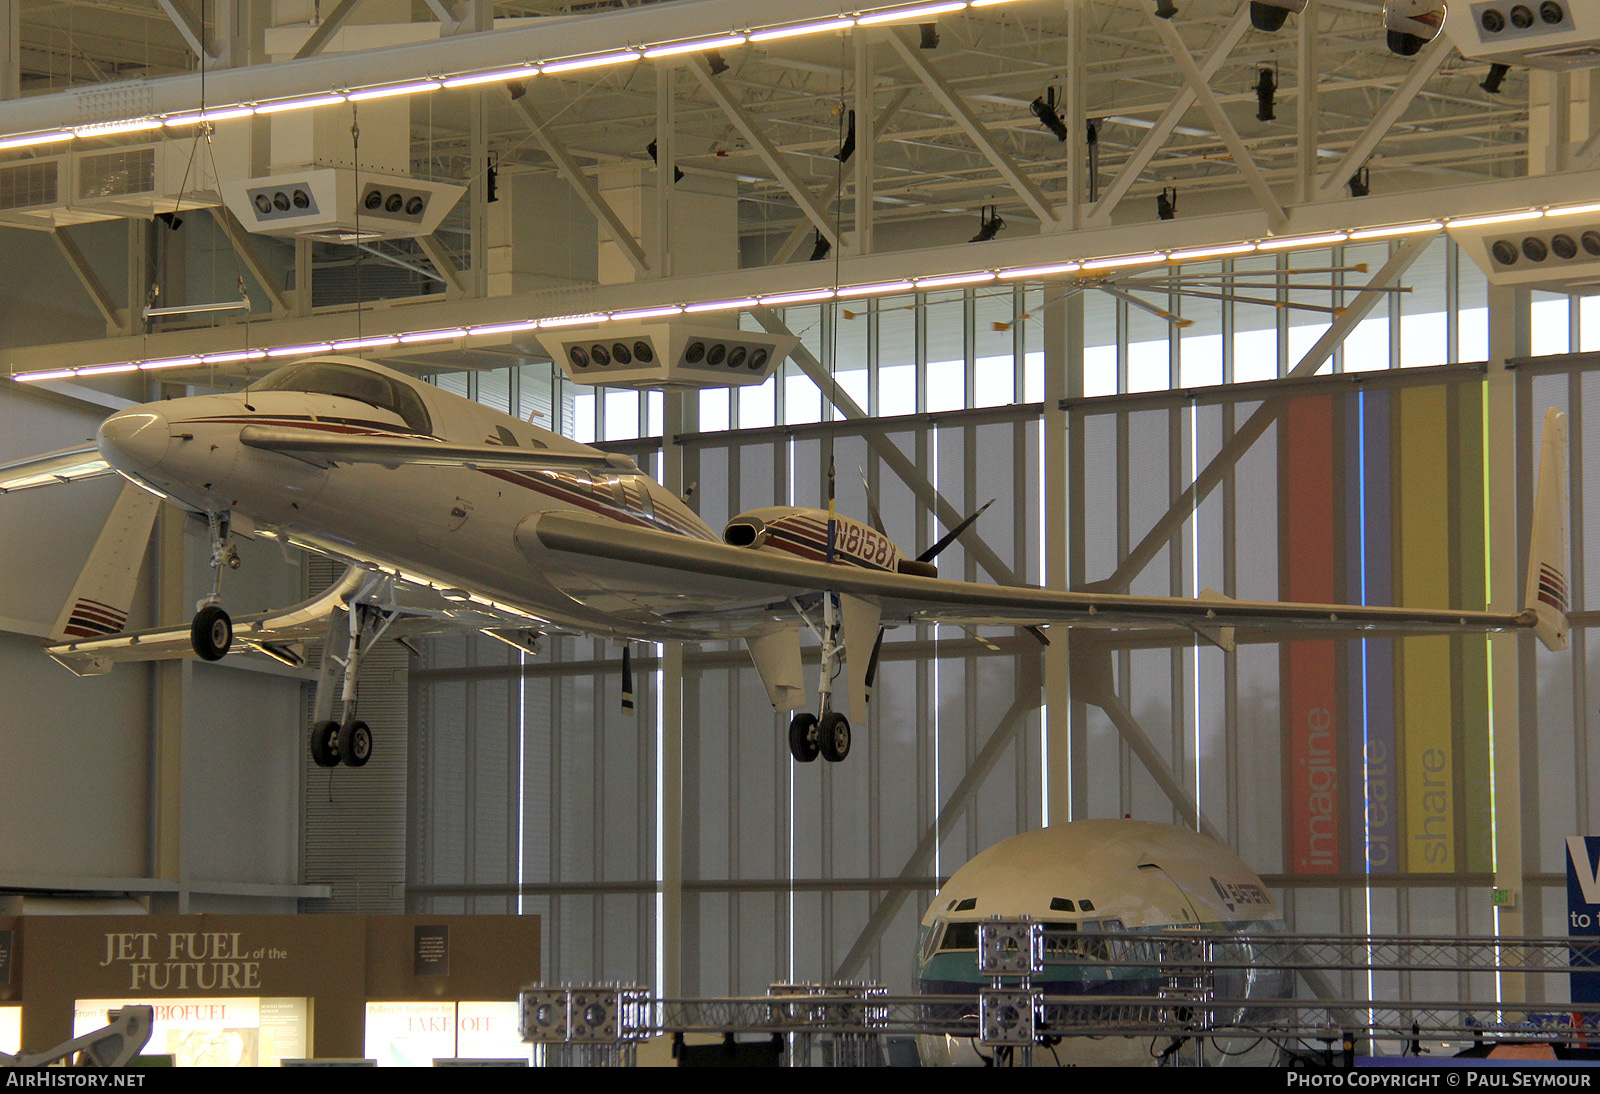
xmin=254 ymin=359 xmax=432 ymax=434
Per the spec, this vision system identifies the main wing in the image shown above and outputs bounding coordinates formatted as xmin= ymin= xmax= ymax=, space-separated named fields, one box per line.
xmin=0 ymin=443 xmax=114 ymax=493
xmin=528 ymin=510 xmax=1551 ymax=644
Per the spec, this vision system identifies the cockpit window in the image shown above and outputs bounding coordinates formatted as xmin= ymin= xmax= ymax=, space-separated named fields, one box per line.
xmin=255 ymin=361 xmax=432 ymax=434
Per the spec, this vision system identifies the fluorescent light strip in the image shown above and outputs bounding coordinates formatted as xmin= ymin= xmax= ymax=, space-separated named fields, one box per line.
xmin=757 ymin=289 xmax=836 ymax=304
xmin=610 ymin=306 xmax=684 ymax=320
xmin=441 ymin=66 xmax=540 ymax=89
xmin=163 ymin=106 xmax=256 ymax=127
xmin=347 ymin=80 xmax=442 ymax=102
xmin=331 ymin=335 xmax=400 ymax=350
xmin=28 ymin=197 xmax=1600 ymax=384
xmin=542 ymin=51 xmax=641 ymax=74
xmin=684 ymin=297 xmax=759 ymax=312
xmin=1166 ymin=243 xmax=1256 ymax=262
xmin=254 ymin=94 xmax=348 ymax=114
xmin=1346 ymin=221 xmax=1442 ymax=241
xmin=748 ymin=18 xmax=856 ymax=42
xmin=915 ymin=271 xmax=996 ymax=288
xmin=467 ymin=321 xmax=542 ymax=336
xmin=0 ymin=131 xmax=72 ymax=151
xmin=1080 ymin=252 xmax=1163 ymax=271
xmin=642 ymin=35 xmax=749 ymax=59
xmin=1001 ymin=261 xmax=1079 ymax=278
xmin=0 ymin=6 xmax=1025 ymax=149
xmin=397 ymin=328 xmax=467 ymax=344
xmin=1447 ymin=210 xmax=1544 ymax=229
xmin=1257 ymin=231 xmax=1348 ymax=251
xmin=837 ymin=279 xmax=914 ymax=297
xmin=857 ymin=2 xmax=969 ymax=25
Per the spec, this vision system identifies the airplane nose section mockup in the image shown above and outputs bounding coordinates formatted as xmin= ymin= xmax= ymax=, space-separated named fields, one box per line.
xmin=98 ymin=408 xmax=170 ymax=475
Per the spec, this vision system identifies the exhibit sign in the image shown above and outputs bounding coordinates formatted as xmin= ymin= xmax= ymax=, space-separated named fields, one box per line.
xmin=1567 ymin=836 xmax=1600 ymax=1004
xmin=74 ymin=996 xmax=309 ymax=1067
xmin=364 ymin=1001 xmax=530 ymax=1065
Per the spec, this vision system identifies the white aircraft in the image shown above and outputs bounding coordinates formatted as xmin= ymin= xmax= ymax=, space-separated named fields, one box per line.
xmin=915 ymin=820 xmax=1292 ymax=1067
xmin=0 ymin=355 xmax=1572 ymax=769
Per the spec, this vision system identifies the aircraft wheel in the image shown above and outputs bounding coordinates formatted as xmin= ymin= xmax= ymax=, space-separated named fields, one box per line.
xmin=190 ymin=605 xmax=232 ymax=662
xmin=339 ymin=720 xmax=373 ymax=768
xmin=309 ymin=721 xmax=341 ymax=767
xmin=788 ymin=712 xmax=820 ymax=763
xmin=819 ymin=711 xmax=851 ymax=763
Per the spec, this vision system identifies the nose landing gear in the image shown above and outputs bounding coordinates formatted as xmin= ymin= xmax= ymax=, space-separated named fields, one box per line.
xmin=785 ymin=593 xmax=853 ymax=764
xmin=189 ymin=511 xmax=240 ymax=662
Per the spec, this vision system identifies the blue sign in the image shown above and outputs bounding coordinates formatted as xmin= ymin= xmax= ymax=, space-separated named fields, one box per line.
xmin=1566 ymin=836 xmax=1600 ymax=1004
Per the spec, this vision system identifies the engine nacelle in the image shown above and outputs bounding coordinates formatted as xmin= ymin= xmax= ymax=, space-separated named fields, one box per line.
xmin=723 ymin=506 xmax=936 ymax=576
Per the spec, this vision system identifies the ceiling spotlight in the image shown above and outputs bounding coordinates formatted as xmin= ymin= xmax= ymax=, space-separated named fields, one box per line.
xmin=645 ymin=138 xmax=684 ymax=183
xmin=1255 ymin=67 xmax=1277 ymax=122
xmin=809 ymin=231 xmax=832 ymax=262
xmin=835 ymin=109 xmax=856 ymax=164
xmin=1481 ymin=62 xmax=1511 ymax=94
xmin=706 ymin=50 xmax=730 ymax=76
xmin=1249 ymin=0 xmax=1308 ymax=31
xmin=1156 ymin=187 xmax=1177 ymax=221
xmin=919 ymin=23 xmax=941 ymax=49
xmin=969 ymin=205 xmax=1006 ymax=243
xmin=1348 ymin=166 xmax=1371 ymax=198
xmin=1154 ymin=0 xmax=1178 ymax=16
xmin=1030 ymin=90 xmax=1070 ymax=142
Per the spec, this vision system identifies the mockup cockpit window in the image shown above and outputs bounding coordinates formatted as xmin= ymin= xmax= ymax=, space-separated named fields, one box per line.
xmin=255 ymin=361 xmax=433 ymax=434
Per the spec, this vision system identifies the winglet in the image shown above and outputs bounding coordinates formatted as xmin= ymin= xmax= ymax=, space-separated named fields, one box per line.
xmin=1525 ymin=407 xmax=1571 ymax=652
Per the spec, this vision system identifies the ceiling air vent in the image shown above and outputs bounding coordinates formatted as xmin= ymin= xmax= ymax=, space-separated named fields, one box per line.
xmin=540 ymin=321 xmax=798 ymax=391
xmin=1452 ymin=219 xmax=1600 ymax=288
xmin=1446 ymin=0 xmax=1600 ymax=69
xmin=77 ymin=147 xmax=156 ymax=200
xmin=0 ymin=160 xmax=60 ymax=212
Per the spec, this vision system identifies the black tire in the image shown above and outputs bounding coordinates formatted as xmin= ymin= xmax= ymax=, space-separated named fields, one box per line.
xmin=309 ymin=720 xmax=341 ymax=767
xmin=788 ymin=712 xmax=820 ymax=763
xmin=339 ymin=720 xmax=373 ymax=768
xmin=190 ymin=605 xmax=232 ymax=661
xmin=819 ymin=711 xmax=851 ymax=763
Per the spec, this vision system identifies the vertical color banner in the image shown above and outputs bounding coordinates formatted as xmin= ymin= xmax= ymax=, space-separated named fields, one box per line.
xmin=1398 ymin=386 xmax=1455 ymax=872
xmin=1282 ymin=395 xmax=1340 ymax=873
xmin=1346 ymin=389 xmax=1399 ymax=875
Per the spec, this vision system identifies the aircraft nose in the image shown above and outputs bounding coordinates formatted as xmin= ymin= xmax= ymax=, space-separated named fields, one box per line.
xmin=98 ymin=408 xmax=170 ymax=474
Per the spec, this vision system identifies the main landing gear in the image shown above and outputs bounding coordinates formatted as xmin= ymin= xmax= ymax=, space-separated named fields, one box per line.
xmin=308 ymin=573 xmax=399 ymax=769
xmin=785 ymin=593 xmax=852 ymax=764
xmin=189 ymin=511 xmax=240 ymax=662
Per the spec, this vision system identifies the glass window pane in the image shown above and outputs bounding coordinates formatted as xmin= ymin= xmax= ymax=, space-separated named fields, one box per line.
xmin=1531 ymin=293 xmax=1571 ymax=356
xmin=572 ymin=391 xmax=596 ymax=443
xmin=739 ymin=375 xmax=776 ymax=429
xmin=604 ymin=388 xmax=640 ymax=441
xmin=699 ymin=388 xmax=730 ymax=433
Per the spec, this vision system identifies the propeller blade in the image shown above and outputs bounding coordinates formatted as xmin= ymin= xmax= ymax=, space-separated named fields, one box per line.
xmin=864 ymin=628 xmax=886 ymax=693
xmin=860 ymin=467 xmax=888 ymax=537
xmin=917 ymin=498 xmax=995 ymax=564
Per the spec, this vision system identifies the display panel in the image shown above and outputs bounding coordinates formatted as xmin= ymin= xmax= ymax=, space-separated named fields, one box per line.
xmin=363 ymin=1001 xmax=531 ymax=1065
xmin=74 ymin=997 xmax=307 ymax=1067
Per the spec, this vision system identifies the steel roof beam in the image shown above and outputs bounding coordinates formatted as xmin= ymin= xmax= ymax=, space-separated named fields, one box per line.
xmin=1147 ymin=8 xmax=1287 ymax=232
xmin=293 ymin=0 xmax=369 ymax=61
xmin=1087 ymin=5 xmax=1251 ymax=228
xmin=687 ymin=56 xmax=840 ymax=247
xmin=1314 ymin=34 xmax=1451 ymax=201
xmin=885 ymin=29 xmax=1058 ymax=227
